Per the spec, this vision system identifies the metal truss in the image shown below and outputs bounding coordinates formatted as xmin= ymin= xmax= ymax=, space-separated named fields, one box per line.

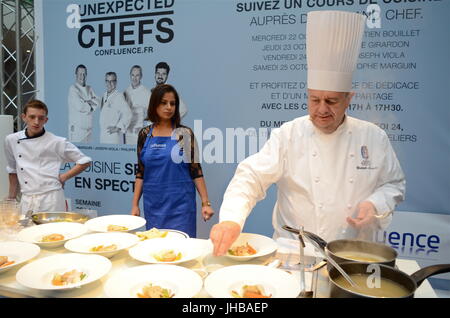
xmin=1 ymin=0 xmax=35 ymax=130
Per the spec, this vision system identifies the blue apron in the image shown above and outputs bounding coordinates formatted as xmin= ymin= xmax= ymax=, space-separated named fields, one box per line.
xmin=140 ymin=126 xmax=197 ymax=237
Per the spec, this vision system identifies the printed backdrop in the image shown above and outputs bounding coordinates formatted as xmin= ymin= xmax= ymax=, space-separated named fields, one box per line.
xmin=35 ymin=0 xmax=449 ymax=286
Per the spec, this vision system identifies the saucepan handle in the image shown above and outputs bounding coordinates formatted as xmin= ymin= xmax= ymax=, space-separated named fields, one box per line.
xmin=410 ymin=264 xmax=450 ymax=287
xmin=282 ymin=225 xmax=301 ymax=235
xmin=282 ymin=225 xmax=328 ymax=249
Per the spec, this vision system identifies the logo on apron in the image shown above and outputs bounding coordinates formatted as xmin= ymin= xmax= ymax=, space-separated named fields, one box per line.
xmin=150 ymin=143 xmax=167 ymax=149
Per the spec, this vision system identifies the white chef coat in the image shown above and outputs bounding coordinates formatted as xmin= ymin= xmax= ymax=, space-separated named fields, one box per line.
xmin=67 ymin=83 xmax=99 ymax=143
xmin=99 ymin=90 xmax=132 ymax=144
xmin=124 ymin=84 xmax=151 ymax=145
xmin=4 ymin=129 xmax=92 ymax=214
xmin=219 ymin=115 xmax=405 ymax=242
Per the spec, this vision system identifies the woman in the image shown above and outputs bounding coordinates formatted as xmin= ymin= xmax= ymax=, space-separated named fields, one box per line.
xmin=131 ymin=84 xmax=214 ymax=237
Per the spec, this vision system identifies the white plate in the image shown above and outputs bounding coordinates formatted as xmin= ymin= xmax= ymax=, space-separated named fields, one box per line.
xmin=16 ymin=253 xmax=112 ymax=290
xmin=129 ymin=238 xmax=204 ymax=264
xmin=225 ymin=233 xmax=278 ymax=261
xmin=204 ymin=264 xmax=301 ymax=298
xmin=0 ymin=241 xmax=41 ymax=273
xmin=84 ymin=214 xmax=146 ymax=233
xmin=163 ymin=229 xmax=189 ymax=239
xmin=64 ymin=232 xmax=140 ymax=258
xmin=17 ymin=222 xmax=87 ymax=248
xmin=104 ymin=264 xmax=203 ymax=298
xmin=135 ymin=228 xmax=189 ymax=241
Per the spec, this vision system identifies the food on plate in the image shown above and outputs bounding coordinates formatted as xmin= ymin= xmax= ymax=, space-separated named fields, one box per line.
xmin=137 ymin=283 xmax=174 ymax=298
xmin=153 ymin=249 xmax=182 ymax=262
xmin=107 ymin=224 xmax=128 ymax=232
xmin=90 ymin=244 xmax=118 ymax=252
xmin=51 ymin=269 xmax=87 ymax=286
xmin=231 ymin=284 xmax=272 ymax=298
xmin=41 ymin=233 xmax=65 ymax=242
xmin=0 ymin=256 xmax=15 ymax=268
xmin=135 ymin=228 xmax=168 ymax=241
xmin=228 ymin=243 xmax=257 ymax=256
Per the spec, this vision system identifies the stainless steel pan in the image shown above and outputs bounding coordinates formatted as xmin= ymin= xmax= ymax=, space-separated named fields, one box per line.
xmin=282 ymin=225 xmax=397 ymax=269
xmin=328 ymin=262 xmax=450 ymax=298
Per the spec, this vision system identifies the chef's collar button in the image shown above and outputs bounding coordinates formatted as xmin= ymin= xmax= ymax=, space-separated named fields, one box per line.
xmin=350 ymin=153 xmax=354 ymax=157
xmin=18 ymin=155 xmax=22 ymax=158
xmin=24 ymin=181 xmax=28 ymax=184
xmin=20 ymin=168 xmax=24 ymax=170
xmin=319 ymin=204 xmax=323 ymax=209
xmin=347 ymin=204 xmax=352 ymax=209
xmin=349 ymin=178 xmax=354 ymax=183
xmin=17 ymin=141 xmax=20 ymax=144
xmin=312 ymin=152 xmax=317 ymax=157
xmin=315 ymin=177 xmax=320 ymax=182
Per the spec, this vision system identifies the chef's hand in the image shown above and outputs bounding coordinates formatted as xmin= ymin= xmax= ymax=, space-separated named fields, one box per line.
xmin=59 ymin=174 xmax=67 ymax=189
xmin=346 ymin=201 xmax=376 ymax=229
xmin=131 ymin=205 xmax=140 ymax=217
xmin=209 ymin=221 xmax=241 ymax=256
xmin=107 ymin=126 xmax=121 ymax=134
xmin=201 ymin=205 xmax=214 ymax=221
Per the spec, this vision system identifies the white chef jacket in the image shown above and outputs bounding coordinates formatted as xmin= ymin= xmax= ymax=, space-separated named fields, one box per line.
xmin=219 ymin=115 xmax=405 ymax=242
xmin=99 ymin=90 xmax=132 ymax=144
xmin=67 ymin=83 xmax=99 ymax=143
xmin=124 ymin=84 xmax=151 ymax=145
xmin=4 ymin=129 xmax=92 ymax=214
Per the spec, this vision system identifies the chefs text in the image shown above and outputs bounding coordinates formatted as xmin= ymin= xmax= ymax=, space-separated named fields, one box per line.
xmin=66 ymin=0 xmax=175 ymax=49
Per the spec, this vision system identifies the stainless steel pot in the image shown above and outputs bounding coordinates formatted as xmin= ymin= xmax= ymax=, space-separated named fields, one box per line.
xmin=31 ymin=211 xmax=90 ymax=225
xmin=328 ymin=262 xmax=450 ymax=298
xmin=282 ymin=225 xmax=397 ymax=269
xmin=325 ymin=239 xmax=397 ymax=268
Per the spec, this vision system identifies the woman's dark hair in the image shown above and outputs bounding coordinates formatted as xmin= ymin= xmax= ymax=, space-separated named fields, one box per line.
xmin=147 ymin=84 xmax=180 ymax=126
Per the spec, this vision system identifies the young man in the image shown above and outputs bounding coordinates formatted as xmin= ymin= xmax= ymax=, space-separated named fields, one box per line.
xmin=4 ymin=99 xmax=92 ymax=215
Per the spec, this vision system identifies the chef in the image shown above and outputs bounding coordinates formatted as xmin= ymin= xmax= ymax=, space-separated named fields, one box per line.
xmin=67 ymin=64 xmax=99 ymax=143
xmin=124 ymin=65 xmax=151 ymax=145
xmin=4 ymin=99 xmax=92 ymax=215
xmin=210 ymin=10 xmax=406 ymax=256
xmin=153 ymin=62 xmax=188 ymax=119
xmin=99 ymin=72 xmax=132 ymax=144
